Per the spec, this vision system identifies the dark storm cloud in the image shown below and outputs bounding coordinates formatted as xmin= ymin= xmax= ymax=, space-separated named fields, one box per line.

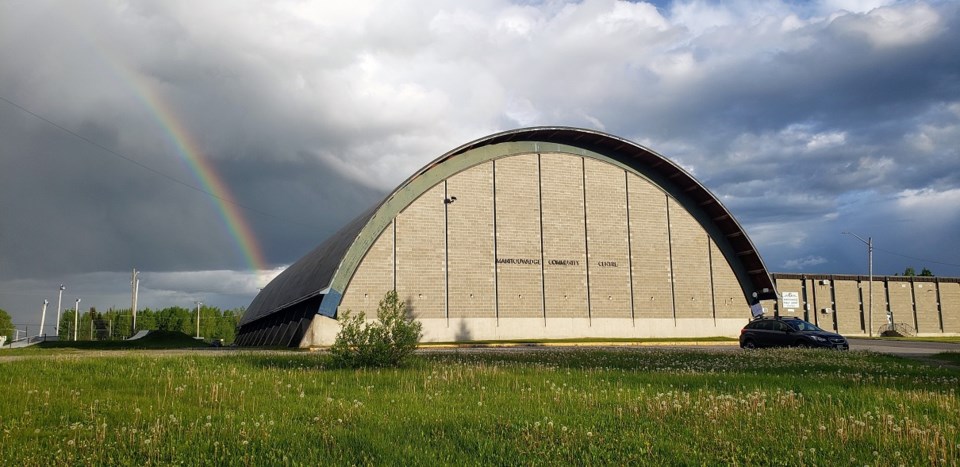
xmin=2 ymin=0 xmax=959 ymax=329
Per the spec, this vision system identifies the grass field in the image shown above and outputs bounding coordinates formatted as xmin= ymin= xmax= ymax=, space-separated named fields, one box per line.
xmin=1 ymin=348 xmax=958 ymax=465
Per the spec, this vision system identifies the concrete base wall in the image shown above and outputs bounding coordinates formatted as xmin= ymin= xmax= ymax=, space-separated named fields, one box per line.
xmin=301 ymin=315 xmax=748 ymax=347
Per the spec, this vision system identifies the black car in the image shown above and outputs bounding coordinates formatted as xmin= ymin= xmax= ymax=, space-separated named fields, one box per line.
xmin=739 ymin=317 xmax=848 ymax=350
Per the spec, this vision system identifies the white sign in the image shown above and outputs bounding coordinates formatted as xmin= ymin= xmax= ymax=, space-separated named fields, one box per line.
xmin=750 ymin=303 xmax=764 ymax=318
xmin=782 ymin=292 xmax=800 ymax=309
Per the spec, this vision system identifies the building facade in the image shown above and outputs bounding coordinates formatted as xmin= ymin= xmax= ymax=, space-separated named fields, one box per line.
xmin=768 ymin=274 xmax=960 ymax=337
xmin=237 ymin=127 xmax=778 ymax=347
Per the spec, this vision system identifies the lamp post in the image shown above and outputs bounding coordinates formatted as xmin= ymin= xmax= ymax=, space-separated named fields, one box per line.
xmin=74 ymin=298 xmax=81 ymax=341
xmin=131 ymin=269 xmax=139 ymax=334
xmin=842 ymin=232 xmax=873 ymax=337
xmin=195 ymin=301 xmax=203 ymax=339
xmin=56 ymin=284 xmax=65 ymax=335
xmin=40 ymin=300 xmax=48 ymax=338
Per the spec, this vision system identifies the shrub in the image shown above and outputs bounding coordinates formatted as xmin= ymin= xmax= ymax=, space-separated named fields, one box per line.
xmin=330 ymin=291 xmax=422 ymax=368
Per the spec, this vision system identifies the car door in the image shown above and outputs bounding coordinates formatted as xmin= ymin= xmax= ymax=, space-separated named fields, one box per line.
xmin=771 ymin=321 xmax=793 ymax=347
xmin=753 ymin=320 xmax=775 ymax=347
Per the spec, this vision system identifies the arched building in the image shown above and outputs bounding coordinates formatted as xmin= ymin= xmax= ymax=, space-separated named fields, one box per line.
xmin=237 ymin=127 xmax=777 ymax=347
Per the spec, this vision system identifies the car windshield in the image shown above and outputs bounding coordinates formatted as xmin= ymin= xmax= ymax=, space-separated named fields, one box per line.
xmin=788 ymin=320 xmax=823 ymax=332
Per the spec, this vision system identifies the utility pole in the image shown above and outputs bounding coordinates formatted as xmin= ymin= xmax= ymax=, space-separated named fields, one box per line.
xmin=40 ymin=299 xmax=48 ymax=338
xmin=73 ymin=298 xmax=81 ymax=341
xmin=131 ymin=269 xmax=139 ymax=333
xmin=56 ymin=284 xmax=65 ymax=335
xmin=195 ymin=301 xmax=203 ymax=339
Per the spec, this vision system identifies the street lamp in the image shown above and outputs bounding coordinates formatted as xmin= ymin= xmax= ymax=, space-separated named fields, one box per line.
xmin=195 ymin=301 xmax=203 ymax=339
xmin=74 ymin=298 xmax=81 ymax=341
xmin=56 ymin=284 xmax=65 ymax=335
xmin=40 ymin=299 xmax=48 ymax=338
xmin=842 ymin=232 xmax=873 ymax=337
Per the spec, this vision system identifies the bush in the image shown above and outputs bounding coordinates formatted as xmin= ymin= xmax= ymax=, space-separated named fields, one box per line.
xmin=330 ymin=291 xmax=423 ymax=368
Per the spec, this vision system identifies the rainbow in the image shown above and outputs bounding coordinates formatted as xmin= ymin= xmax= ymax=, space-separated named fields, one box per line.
xmin=103 ymin=73 xmax=268 ymax=271
xmin=131 ymin=82 xmax=268 ymax=271
xmin=66 ymin=17 xmax=268 ymax=271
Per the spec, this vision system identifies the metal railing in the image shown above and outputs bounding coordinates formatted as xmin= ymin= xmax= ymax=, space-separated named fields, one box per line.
xmin=878 ymin=322 xmax=916 ymax=337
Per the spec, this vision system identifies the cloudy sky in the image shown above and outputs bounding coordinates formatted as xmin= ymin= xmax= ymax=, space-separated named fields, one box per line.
xmin=2 ymin=0 xmax=958 ymax=332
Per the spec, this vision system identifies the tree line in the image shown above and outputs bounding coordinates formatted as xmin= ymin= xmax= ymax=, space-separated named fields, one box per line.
xmin=54 ymin=306 xmax=244 ymax=343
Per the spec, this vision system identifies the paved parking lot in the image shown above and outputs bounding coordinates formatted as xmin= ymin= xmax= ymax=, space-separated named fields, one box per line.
xmin=846 ymin=338 xmax=960 ymax=356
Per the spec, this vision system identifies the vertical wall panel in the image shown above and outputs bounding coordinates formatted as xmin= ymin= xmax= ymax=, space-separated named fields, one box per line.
xmin=887 ymin=281 xmax=914 ymax=327
xmin=712 ymin=239 xmax=746 ymax=319
xmin=584 ymin=158 xmax=631 ymax=318
xmin=668 ymin=198 xmax=712 ymax=319
xmin=447 ymin=163 xmax=496 ymax=319
xmin=940 ymin=282 xmax=960 ymax=333
xmin=495 ymin=154 xmax=543 ymax=319
xmin=628 ymin=174 xmax=674 ymax=319
xmin=866 ymin=280 xmax=888 ymax=335
xmin=396 ymin=184 xmax=446 ymax=319
xmin=774 ymin=278 xmax=804 ymax=317
xmin=810 ymin=280 xmax=834 ymax=328
xmin=540 ymin=153 xmax=588 ymax=318
xmin=833 ymin=280 xmax=863 ymax=334
xmin=338 ymin=221 xmax=395 ymax=318
xmin=914 ymin=282 xmax=940 ymax=333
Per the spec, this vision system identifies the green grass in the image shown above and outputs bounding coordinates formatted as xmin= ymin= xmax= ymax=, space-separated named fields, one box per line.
xmin=421 ymin=336 xmax=738 ymax=346
xmin=3 ymin=331 xmax=208 ymax=354
xmin=931 ymin=352 xmax=960 ymax=365
xmin=1 ymin=348 xmax=958 ymax=465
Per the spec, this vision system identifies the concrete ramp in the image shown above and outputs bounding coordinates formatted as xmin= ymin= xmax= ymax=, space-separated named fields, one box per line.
xmin=127 ymin=330 xmax=150 ymax=340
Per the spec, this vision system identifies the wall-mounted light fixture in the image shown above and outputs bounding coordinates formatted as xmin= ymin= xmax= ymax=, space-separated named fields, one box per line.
xmin=444 ymin=196 xmax=457 ymax=204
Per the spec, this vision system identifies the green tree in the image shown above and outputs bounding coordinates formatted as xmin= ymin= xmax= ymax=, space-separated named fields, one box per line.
xmin=330 ymin=290 xmax=423 ymax=368
xmin=903 ymin=267 xmax=916 ymax=276
xmin=59 ymin=310 xmax=77 ymax=341
xmin=0 ymin=308 xmax=13 ymax=342
xmin=919 ymin=267 xmax=933 ymax=277
xmin=136 ymin=308 xmax=157 ymax=332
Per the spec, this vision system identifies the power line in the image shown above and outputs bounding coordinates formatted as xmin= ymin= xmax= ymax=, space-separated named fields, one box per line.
xmin=0 ymin=94 xmax=322 ymax=230
xmin=873 ymin=247 xmax=960 ymax=269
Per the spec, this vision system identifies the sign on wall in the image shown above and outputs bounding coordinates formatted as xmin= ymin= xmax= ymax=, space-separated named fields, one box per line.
xmin=782 ymin=292 xmax=800 ymax=310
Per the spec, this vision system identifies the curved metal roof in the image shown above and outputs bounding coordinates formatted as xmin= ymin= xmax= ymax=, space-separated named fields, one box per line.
xmin=241 ymin=126 xmax=776 ymax=326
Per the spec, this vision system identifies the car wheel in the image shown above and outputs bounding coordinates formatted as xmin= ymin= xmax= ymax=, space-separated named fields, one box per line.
xmin=795 ymin=341 xmax=811 ymax=349
xmin=742 ymin=340 xmax=756 ymax=350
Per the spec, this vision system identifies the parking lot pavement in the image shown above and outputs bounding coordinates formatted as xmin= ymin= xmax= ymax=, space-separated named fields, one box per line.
xmin=846 ymin=338 xmax=960 ymax=356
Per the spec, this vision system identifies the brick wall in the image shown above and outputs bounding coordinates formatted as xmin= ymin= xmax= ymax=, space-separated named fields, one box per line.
xmin=628 ymin=174 xmax=674 ymax=319
xmin=833 ymin=280 xmax=863 ymax=334
xmin=942 ymin=282 xmax=960 ymax=333
xmin=338 ymin=151 xmax=763 ymax=340
xmin=540 ymin=153 xmax=588 ymax=319
xmin=711 ymin=240 xmax=747 ymax=319
xmin=447 ymin=163 xmax=496 ymax=320
xmin=396 ymin=184 xmax=446 ymax=319
xmin=584 ymin=158 xmax=632 ymax=319
xmin=914 ymin=281 xmax=940 ymax=333
xmin=494 ymin=154 xmax=544 ymax=319
xmin=668 ymin=198 xmax=713 ymax=320
xmin=339 ymin=222 xmax=394 ymax=318
xmin=887 ymin=281 xmax=914 ymax=328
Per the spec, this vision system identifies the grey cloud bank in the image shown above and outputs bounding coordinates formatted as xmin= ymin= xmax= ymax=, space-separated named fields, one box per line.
xmin=2 ymin=0 xmax=958 ymax=330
